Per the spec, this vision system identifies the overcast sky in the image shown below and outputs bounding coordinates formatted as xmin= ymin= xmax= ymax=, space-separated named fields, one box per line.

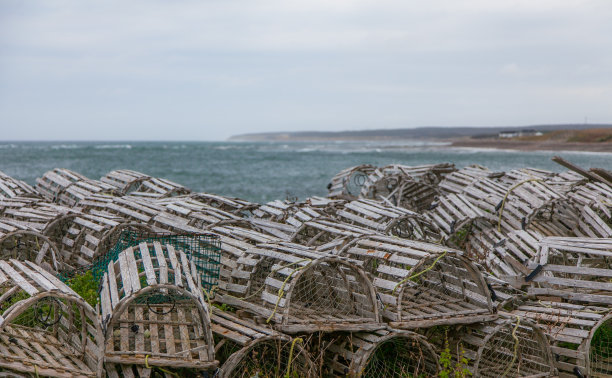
xmin=1 ymin=0 xmax=611 ymax=141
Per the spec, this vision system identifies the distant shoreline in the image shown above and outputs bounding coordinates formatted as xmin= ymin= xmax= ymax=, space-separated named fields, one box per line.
xmin=449 ymin=137 xmax=612 ymax=153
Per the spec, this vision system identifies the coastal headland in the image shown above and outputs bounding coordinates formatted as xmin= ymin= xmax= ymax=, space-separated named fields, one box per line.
xmin=230 ymin=124 xmax=612 ymax=152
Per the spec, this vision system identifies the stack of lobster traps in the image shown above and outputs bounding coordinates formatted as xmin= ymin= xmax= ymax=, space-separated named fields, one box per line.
xmin=0 ymin=158 xmax=610 ymax=376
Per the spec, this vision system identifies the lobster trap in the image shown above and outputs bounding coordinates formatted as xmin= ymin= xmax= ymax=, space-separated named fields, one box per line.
xmin=313 ymin=329 xmax=439 ymax=377
xmin=212 ymin=308 xmax=316 ymax=378
xmin=0 ymin=170 xmax=38 ymax=199
xmin=219 ymin=242 xmax=381 ymax=333
xmin=424 ymin=193 xmax=487 ymax=248
xmin=99 ymin=242 xmax=217 ymax=373
xmin=449 ymin=316 xmax=556 ymax=377
xmin=327 ymin=164 xmax=377 ymax=200
xmin=0 ymin=218 xmax=62 ymax=273
xmin=0 ymin=259 xmax=103 ymax=377
xmin=509 ymin=298 xmax=608 ymax=377
xmin=338 ymin=235 xmax=495 ymax=328
xmin=332 ymin=199 xmax=441 ymax=242
xmin=93 ymin=229 xmax=221 ymax=291
xmin=438 ymin=164 xmax=495 ymax=195
xmin=35 ymin=168 xmax=119 ymax=206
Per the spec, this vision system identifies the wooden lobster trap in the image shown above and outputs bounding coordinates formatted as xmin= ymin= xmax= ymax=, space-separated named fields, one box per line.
xmin=332 ymin=199 xmax=440 ymax=242
xmin=466 ymin=227 xmax=542 ymax=281
xmin=290 ymin=218 xmax=377 ymax=251
xmin=208 ymin=222 xmax=279 ymax=298
xmin=498 ymin=167 xmax=558 ymax=186
xmin=77 ymin=193 xmax=165 ymax=225
xmin=212 ymin=308 xmax=316 ymax=378
xmin=0 ymin=218 xmax=62 ymax=273
xmin=189 ymin=192 xmax=258 ymax=216
xmin=567 ymin=181 xmax=612 ymax=238
xmin=327 ymin=164 xmax=377 ymax=200
xmin=507 ymin=298 xmax=609 ymax=377
xmin=218 ymin=242 xmax=381 ymax=333
xmin=359 ymin=165 xmax=444 ymax=212
xmin=153 ymin=195 xmax=241 ymax=230
xmin=523 ymin=237 xmax=612 ymax=306
xmin=43 ymin=212 xmax=153 ymax=271
xmin=438 ymin=164 xmax=495 ymax=195
xmin=0 ymin=259 xmax=103 ymax=377
xmin=1 ymin=199 xmax=75 ymax=232
xmin=0 ymin=171 xmax=38 ymax=199
xmin=100 ymin=169 xmax=152 ymax=195
xmin=249 ymin=197 xmax=346 ymax=241
xmin=478 ymin=178 xmax=577 ymax=237
xmin=424 ymin=193 xmax=488 ymax=247
xmin=447 ymin=315 xmax=556 ymax=377
xmin=101 ymin=169 xmax=191 ymax=199
xmin=99 ymin=241 xmax=217 ymax=375
xmin=336 ymin=235 xmax=495 ymax=328
xmin=313 ymin=329 xmax=439 ymax=377
xmin=129 ymin=179 xmax=191 ymax=200
xmin=35 ymin=168 xmax=120 ymax=207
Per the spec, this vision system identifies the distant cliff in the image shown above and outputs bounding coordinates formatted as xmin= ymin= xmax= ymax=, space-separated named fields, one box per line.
xmin=229 ymin=124 xmax=610 ymax=141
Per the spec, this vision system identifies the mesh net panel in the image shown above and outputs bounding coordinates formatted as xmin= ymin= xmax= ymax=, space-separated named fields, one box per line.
xmin=400 ymin=254 xmax=489 ymax=321
xmin=91 ymin=230 xmax=221 ymax=290
xmin=227 ymin=338 xmax=312 ymax=378
xmin=287 ymin=260 xmax=374 ymax=322
xmin=590 ymin=319 xmax=612 ymax=375
xmin=477 ymin=321 xmax=552 ymax=377
xmin=362 ymin=337 xmax=438 ymax=378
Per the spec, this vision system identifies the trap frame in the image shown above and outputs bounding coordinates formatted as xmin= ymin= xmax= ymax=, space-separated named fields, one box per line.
xmin=450 ymin=315 xmax=556 ymax=377
xmin=0 ymin=259 xmax=103 ymax=377
xmin=0 ymin=218 xmax=62 ymax=273
xmin=337 ymin=235 xmax=495 ymax=328
xmin=211 ymin=308 xmax=316 ymax=378
xmin=327 ymin=164 xmax=377 ymax=200
xmin=94 ymin=229 xmax=221 ymax=291
xmin=219 ymin=242 xmax=381 ymax=333
xmin=99 ymin=242 xmax=217 ymax=373
xmin=0 ymin=171 xmax=38 ymax=199
xmin=313 ymin=329 xmax=439 ymax=377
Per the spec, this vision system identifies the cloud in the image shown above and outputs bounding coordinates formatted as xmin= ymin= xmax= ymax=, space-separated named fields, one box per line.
xmin=1 ymin=0 xmax=611 ymax=140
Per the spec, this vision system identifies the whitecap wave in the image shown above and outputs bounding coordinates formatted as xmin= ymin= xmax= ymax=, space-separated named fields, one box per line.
xmin=94 ymin=144 xmax=132 ymax=149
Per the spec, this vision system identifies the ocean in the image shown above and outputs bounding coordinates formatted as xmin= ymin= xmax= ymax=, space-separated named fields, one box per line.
xmin=1 ymin=141 xmax=610 ymax=203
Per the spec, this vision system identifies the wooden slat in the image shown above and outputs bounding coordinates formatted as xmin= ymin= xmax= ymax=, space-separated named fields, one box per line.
xmin=139 ymin=242 xmax=157 ymax=286
xmin=153 ymin=241 xmax=168 ymax=285
xmin=0 ymin=261 xmax=38 ymax=296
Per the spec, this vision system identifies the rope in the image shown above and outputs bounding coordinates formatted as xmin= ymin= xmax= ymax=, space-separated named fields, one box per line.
xmin=392 ymin=251 xmax=448 ymax=295
xmin=35 ymin=364 xmax=39 ymax=378
xmin=285 ymin=337 xmax=303 ymax=378
xmin=145 ymin=354 xmax=180 ymax=377
xmin=202 ymin=285 xmax=217 ymax=309
xmin=266 ymin=262 xmax=311 ymax=323
xmin=501 ymin=316 xmax=521 ymax=378
xmin=497 ymin=179 xmax=544 ymax=232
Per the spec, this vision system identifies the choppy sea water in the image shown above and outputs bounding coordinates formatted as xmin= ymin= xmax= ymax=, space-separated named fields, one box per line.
xmin=1 ymin=141 xmax=610 ymax=203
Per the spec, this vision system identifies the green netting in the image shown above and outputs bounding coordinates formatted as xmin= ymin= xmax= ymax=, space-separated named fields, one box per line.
xmin=59 ymin=230 xmax=221 ymax=291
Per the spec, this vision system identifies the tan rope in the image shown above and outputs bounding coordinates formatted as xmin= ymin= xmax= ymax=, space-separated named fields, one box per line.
xmin=392 ymin=251 xmax=448 ymax=295
xmin=501 ymin=315 xmax=521 ymax=378
xmin=285 ymin=337 xmax=304 ymax=377
xmin=266 ymin=262 xmax=311 ymax=323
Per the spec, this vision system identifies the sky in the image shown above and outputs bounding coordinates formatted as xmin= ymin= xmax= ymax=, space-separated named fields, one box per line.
xmin=1 ymin=0 xmax=611 ymax=141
